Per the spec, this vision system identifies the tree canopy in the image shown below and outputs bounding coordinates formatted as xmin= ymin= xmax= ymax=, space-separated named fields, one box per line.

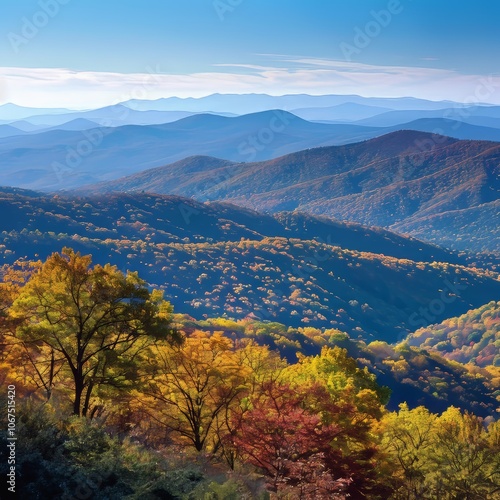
xmin=8 ymin=248 xmax=179 ymax=416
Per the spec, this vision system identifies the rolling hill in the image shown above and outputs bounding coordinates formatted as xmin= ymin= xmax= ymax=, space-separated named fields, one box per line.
xmin=169 ymin=313 xmax=499 ymax=418
xmin=0 ymin=124 xmax=24 ymax=139
xmin=290 ymin=102 xmax=393 ymax=122
xmin=388 ymin=118 xmax=500 ymax=142
xmin=406 ymin=301 xmax=500 ymax=367
xmin=0 ymin=111 xmax=387 ymax=191
xmin=81 ymin=130 xmax=500 ymax=253
xmin=2 ymin=106 xmax=500 ymax=192
xmin=1 ymin=189 xmax=499 ymax=343
xmin=14 ymin=106 xmax=218 ymax=128
xmin=353 ymin=105 xmax=500 ymax=127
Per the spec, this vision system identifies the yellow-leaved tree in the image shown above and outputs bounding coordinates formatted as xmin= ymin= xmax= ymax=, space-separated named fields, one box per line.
xmin=7 ymin=248 xmax=178 ymax=417
xmin=140 ymin=330 xmax=250 ymax=452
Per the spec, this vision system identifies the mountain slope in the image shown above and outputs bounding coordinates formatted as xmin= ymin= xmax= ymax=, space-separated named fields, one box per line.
xmin=392 ymin=200 xmax=500 ymax=254
xmin=2 ymin=108 xmax=499 ymax=193
xmin=16 ymin=106 xmax=211 ymax=127
xmin=0 ymin=124 xmax=24 ymax=139
xmin=406 ymin=301 xmax=500 ymax=367
xmin=173 ymin=314 xmax=500 ymax=418
xmin=354 ymin=106 xmax=500 ymax=127
xmin=44 ymin=118 xmax=102 ymax=132
xmin=290 ymin=102 xmax=392 ymax=122
xmin=81 ymin=131 xmax=500 ymax=253
xmin=387 ymin=118 xmax=500 ymax=142
xmin=1 ymin=190 xmax=499 ymax=343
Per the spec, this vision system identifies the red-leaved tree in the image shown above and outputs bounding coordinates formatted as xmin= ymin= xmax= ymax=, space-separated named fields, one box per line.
xmin=232 ymin=381 xmax=352 ymax=499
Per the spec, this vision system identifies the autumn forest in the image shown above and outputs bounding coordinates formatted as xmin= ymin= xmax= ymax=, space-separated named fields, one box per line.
xmin=0 ymin=246 xmax=499 ymax=499
xmin=2 ymin=3 xmax=500 ymax=497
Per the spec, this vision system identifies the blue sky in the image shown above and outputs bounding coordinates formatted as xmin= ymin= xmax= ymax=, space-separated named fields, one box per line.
xmin=1 ymin=0 xmax=500 ymax=107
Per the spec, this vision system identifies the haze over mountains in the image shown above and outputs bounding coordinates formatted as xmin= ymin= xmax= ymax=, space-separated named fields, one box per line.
xmin=2 ymin=93 xmax=500 ymax=131
xmin=0 ymin=93 xmax=498 ymax=260
xmin=0 ymin=93 xmax=499 ymax=325
xmin=1 ymin=112 xmax=500 ymax=192
xmin=117 ymin=93 xmax=486 ymax=114
xmin=0 ymin=111 xmax=379 ymax=189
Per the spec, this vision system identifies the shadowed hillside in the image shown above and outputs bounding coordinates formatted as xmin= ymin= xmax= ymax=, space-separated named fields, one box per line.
xmin=82 ymin=131 xmax=500 ymax=253
xmin=1 ymin=189 xmax=499 ymax=342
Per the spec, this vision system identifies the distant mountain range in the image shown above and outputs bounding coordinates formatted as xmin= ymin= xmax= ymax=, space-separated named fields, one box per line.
xmin=117 ymin=94 xmax=500 ymax=131
xmin=79 ymin=130 xmax=500 ymax=253
xmin=118 ymin=93 xmax=466 ymax=114
xmin=2 ymin=93 xmax=498 ymax=129
xmin=0 ymin=111 xmax=382 ymax=190
xmin=2 ymin=108 xmax=500 ymax=192
xmin=1 ymin=95 xmax=499 ymax=255
xmin=1 ymin=105 xmax=236 ymax=128
xmin=0 ymin=103 xmax=73 ymax=121
xmin=1 ymin=189 xmax=499 ymax=342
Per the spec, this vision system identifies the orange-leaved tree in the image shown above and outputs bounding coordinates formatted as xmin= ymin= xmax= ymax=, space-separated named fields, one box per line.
xmin=140 ymin=330 xmax=249 ymax=452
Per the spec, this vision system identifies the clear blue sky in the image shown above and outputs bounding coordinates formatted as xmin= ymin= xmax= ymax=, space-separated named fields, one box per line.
xmin=1 ymin=0 xmax=499 ymax=107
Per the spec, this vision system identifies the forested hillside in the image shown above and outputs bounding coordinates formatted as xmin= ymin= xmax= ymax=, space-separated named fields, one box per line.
xmin=407 ymin=301 xmax=500 ymax=367
xmin=1 ymin=190 xmax=499 ymax=342
xmin=0 ymin=250 xmax=499 ymax=498
xmin=80 ymin=131 xmax=500 ymax=253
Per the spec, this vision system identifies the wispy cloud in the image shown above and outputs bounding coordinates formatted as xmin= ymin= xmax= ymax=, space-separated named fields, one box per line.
xmin=1 ymin=57 xmax=499 ymax=109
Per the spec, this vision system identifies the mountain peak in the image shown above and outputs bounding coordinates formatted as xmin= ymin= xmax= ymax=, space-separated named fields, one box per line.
xmin=365 ymin=129 xmax=458 ymax=153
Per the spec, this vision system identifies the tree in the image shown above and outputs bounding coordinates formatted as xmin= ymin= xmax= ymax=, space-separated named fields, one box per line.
xmin=0 ymin=260 xmax=41 ymax=389
xmin=216 ymin=338 xmax=288 ymax=468
xmin=283 ymin=346 xmax=393 ymax=498
xmin=379 ymin=404 xmax=500 ymax=499
xmin=9 ymin=248 xmax=177 ymax=416
xmin=377 ymin=403 xmax=437 ymax=498
xmin=0 ymin=260 xmax=38 ymax=340
xmin=141 ymin=330 xmax=249 ymax=452
xmin=430 ymin=407 xmax=500 ymax=499
xmin=232 ymin=380 xmax=352 ymax=498
xmin=286 ymin=346 xmax=390 ymax=420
